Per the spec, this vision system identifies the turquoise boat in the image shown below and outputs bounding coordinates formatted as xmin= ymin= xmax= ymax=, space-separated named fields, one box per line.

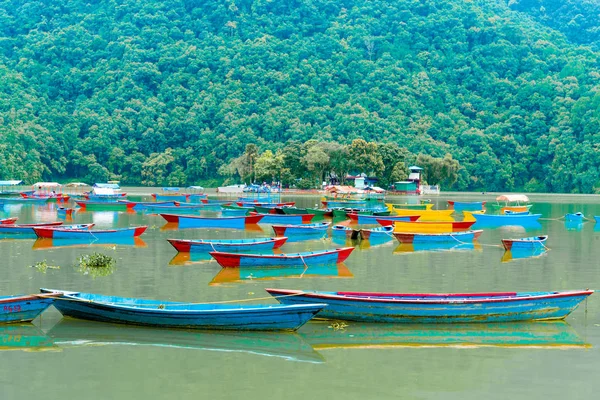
xmin=266 ymin=289 xmax=594 ymax=323
xmin=41 ymin=289 xmax=326 ymax=331
xmin=447 ymin=201 xmax=486 ymax=211
xmin=502 ymin=235 xmax=548 ymax=251
xmin=472 ymin=213 xmax=542 ymax=227
xmin=359 ymin=226 xmax=394 ymax=240
xmin=332 ymin=225 xmax=359 ymax=239
xmin=565 ymin=212 xmax=584 ymax=222
xmin=210 ymin=247 xmax=355 ymax=268
xmin=272 ymin=222 xmax=330 ymax=236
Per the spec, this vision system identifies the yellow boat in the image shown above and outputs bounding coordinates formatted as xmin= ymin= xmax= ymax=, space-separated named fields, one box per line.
xmin=391 ymin=209 xmax=455 ymax=221
xmin=392 ymin=220 xmax=475 ymax=233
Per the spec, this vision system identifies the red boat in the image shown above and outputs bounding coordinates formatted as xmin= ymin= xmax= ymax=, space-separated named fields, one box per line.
xmin=0 ymin=217 xmax=18 ymax=224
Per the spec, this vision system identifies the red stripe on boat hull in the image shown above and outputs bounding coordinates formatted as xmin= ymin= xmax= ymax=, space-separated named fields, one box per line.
xmin=167 ymin=239 xmax=192 ymax=252
xmin=133 ymin=226 xmax=148 ymax=237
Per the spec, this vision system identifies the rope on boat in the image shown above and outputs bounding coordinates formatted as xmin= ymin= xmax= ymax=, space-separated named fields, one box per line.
xmin=448 ymin=233 xmax=502 ymax=248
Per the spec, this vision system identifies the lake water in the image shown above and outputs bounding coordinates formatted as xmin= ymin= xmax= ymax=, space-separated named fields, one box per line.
xmin=1 ymin=191 xmax=597 ymax=399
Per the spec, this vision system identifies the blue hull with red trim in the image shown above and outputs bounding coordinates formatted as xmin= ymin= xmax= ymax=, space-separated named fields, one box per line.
xmin=33 ymin=226 xmax=147 ymax=239
xmin=160 ymin=214 xmax=263 ymax=229
xmin=253 ymin=213 xmax=314 ymax=225
xmin=266 ymin=289 xmax=594 ymax=323
xmin=210 ymin=247 xmax=354 ymax=268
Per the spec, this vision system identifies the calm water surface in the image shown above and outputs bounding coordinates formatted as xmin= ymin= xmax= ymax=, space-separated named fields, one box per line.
xmin=1 ymin=191 xmax=597 ymax=399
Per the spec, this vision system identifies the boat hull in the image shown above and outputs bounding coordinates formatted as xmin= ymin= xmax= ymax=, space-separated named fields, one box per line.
xmin=44 ymin=291 xmax=325 ymax=331
xmin=167 ymin=237 xmax=288 ymax=253
xmin=266 ymin=289 xmax=594 ymax=323
xmin=0 ymin=295 xmax=56 ymax=323
xmin=471 ymin=213 xmax=542 ymax=226
xmin=210 ymin=247 xmax=354 ymax=268
xmin=254 ymin=213 xmax=315 ymax=225
xmin=160 ymin=214 xmax=264 ymax=229
xmin=34 ymin=226 xmax=147 ymax=239
xmin=447 ymin=201 xmax=486 ymax=211
xmin=501 ymin=236 xmax=548 ymax=251
xmin=360 ymin=226 xmax=394 ymax=240
xmin=272 ymin=223 xmax=330 ymax=236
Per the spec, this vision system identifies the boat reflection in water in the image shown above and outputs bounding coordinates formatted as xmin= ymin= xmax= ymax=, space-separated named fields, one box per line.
xmin=501 ymin=248 xmax=549 ymax=263
xmin=565 ymin=221 xmax=584 ymax=232
xmin=0 ymin=324 xmax=58 ymax=352
xmin=358 ymin=235 xmax=395 ymax=250
xmin=473 ymin=222 xmax=543 ymax=231
xmin=210 ymin=263 xmax=353 ymax=285
xmin=169 ymin=251 xmax=214 ymax=266
xmin=299 ymin=321 xmax=589 ymax=350
xmin=33 ymin=237 xmax=148 ymax=250
xmin=393 ymin=241 xmax=481 ymax=254
xmin=46 ymin=319 xmax=324 ymax=363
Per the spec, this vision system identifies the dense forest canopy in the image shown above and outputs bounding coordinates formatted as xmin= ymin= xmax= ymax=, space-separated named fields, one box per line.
xmin=0 ymin=0 xmax=599 ymax=192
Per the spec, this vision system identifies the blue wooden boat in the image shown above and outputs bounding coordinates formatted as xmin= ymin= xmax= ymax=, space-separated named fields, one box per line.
xmin=33 ymin=236 xmax=147 ymax=249
xmin=33 ymin=225 xmax=147 ymax=239
xmin=1 ymin=293 xmax=60 ymax=323
xmin=393 ymin=230 xmax=483 ymax=244
xmin=211 ymin=262 xmax=353 ymax=284
xmin=0 ymin=197 xmax=49 ymax=204
xmin=174 ymin=201 xmax=223 ymax=211
xmin=503 ymin=210 xmax=530 ymax=215
xmin=359 ymin=226 xmax=394 ymax=240
xmin=471 ymin=213 xmax=542 ymax=226
xmin=40 ymin=289 xmax=326 ymax=331
xmin=266 ymin=289 xmax=594 ymax=323
xmin=167 ymin=237 xmax=288 ymax=253
xmin=447 ymin=200 xmax=486 ymax=211
xmin=0 ymin=221 xmax=64 ymax=234
xmin=210 ymin=247 xmax=355 ymax=268
xmin=565 ymin=212 xmax=584 ymax=222
xmin=221 ymin=208 xmax=250 ymax=216
xmin=253 ymin=213 xmax=314 ymax=225
xmin=141 ymin=204 xmax=209 ymax=213
xmin=323 ymin=200 xmax=367 ymax=208
xmin=331 ymin=225 xmax=359 ymax=239
xmin=160 ymin=214 xmax=263 ymax=229
xmin=272 ymin=222 xmax=330 ymax=236
xmin=502 ymin=235 xmax=548 ymax=251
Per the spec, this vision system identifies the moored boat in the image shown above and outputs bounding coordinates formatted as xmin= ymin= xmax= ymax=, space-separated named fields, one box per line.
xmin=167 ymin=237 xmax=288 ymax=253
xmin=393 ymin=230 xmax=483 ymax=244
xmin=209 ymin=247 xmax=355 ymax=268
xmin=0 ymin=217 xmax=17 ymax=224
xmin=0 ymin=222 xmax=64 ymax=234
xmin=501 ymin=235 xmax=548 ymax=251
xmin=1 ymin=292 xmax=61 ymax=323
xmin=467 ymin=212 xmax=542 ymax=226
xmin=75 ymin=200 xmax=135 ymax=211
xmin=33 ymin=225 xmax=147 ymax=239
xmin=359 ymin=226 xmax=394 ymax=240
xmin=252 ymin=212 xmax=314 ymax=225
xmin=266 ymin=289 xmax=594 ymax=323
xmin=160 ymin=214 xmax=263 ymax=229
xmin=389 ymin=220 xmax=475 ymax=233
xmin=565 ymin=212 xmax=584 ymax=222
xmin=306 ymin=208 xmax=333 ymax=218
xmin=272 ymin=222 xmax=330 ymax=237
xmin=41 ymin=289 xmax=325 ymax=331
xmin=447 ymin=200 xmax=486 ymax=211
xmin=387 ymin=203 xmax=434 ymax=211
xmin=331 ymin=225 xmax=359 ymax=239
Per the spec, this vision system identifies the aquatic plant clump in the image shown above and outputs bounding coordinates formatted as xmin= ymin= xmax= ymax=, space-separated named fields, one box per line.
xmin=76 ymin=252 xmax=116 ymax=278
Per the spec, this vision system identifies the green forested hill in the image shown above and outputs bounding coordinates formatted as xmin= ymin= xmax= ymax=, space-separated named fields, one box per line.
xmin=0 ymin=0 xmax=599 ymax=192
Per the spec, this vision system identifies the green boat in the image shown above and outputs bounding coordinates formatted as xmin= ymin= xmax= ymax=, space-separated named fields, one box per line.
xmin=281 ymin=206 xmax=308 ymax=215
xmin=306 ymin=208 xmax=333 ymax=217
